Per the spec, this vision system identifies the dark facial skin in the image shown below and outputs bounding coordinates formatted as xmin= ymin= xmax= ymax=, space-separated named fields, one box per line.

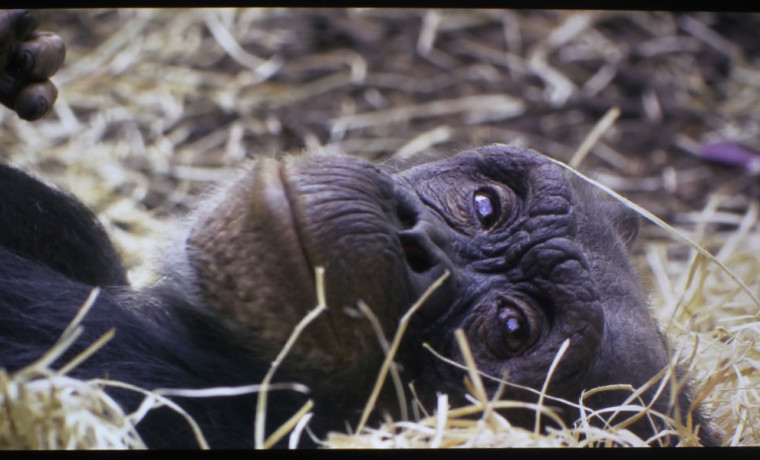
xmin=187 ymin=144 xmax=716 ymax=445
xmin=393 ymin=147 xmax=678 ymax=433
xmin=0 ymin=9 xmax=65 ymax=120
xmin=0 ymin=144 xmax=717 ymax=447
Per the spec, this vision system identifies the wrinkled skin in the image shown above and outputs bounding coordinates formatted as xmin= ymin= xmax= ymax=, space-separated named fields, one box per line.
xmin=0 ymin=9 xmax=65 ymax=120
xmin=0 ymin=144 xmax=718 ymax=447
xmin=188 ymin=145 xmax=716 ymax=445
xmin=0 ymin=10 xmax=717 ymax=447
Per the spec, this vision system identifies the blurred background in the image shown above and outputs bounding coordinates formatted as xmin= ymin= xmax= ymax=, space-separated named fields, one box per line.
xmin=1 ymin=9 xmax=759 ymax=445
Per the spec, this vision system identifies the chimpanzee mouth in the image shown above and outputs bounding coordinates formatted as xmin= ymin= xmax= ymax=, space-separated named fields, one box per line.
xmin=272 ymin=155 xmax=419 ymax=318
xmin=251 ymin=158 xmax=316 ymax=290
xmin=276 ymin=163 xmax=317 ymax=280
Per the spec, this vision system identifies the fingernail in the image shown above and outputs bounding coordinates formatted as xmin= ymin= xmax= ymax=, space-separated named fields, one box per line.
xmin=9 ymin=50 xmax=34 ymax=75
xmin=17 ymin=95 xmax=48 ymax=121
xmin=31 ymin=96 xmax=49 ymax=119
xmin=19 ymin=50 xmax=34 ymax=73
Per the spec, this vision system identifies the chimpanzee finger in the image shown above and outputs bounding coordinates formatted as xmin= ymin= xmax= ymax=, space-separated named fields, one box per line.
xmin=14 ymin=80 xmax=57 ymax=120
xmin=0 ymin=11 xmax=37 ymax=66
xmin=0 ymin=69 xmax=22 ymax=109
xmin=0 ymin=10 xmax=60 ymax=120
xmin=0 ymin=11 xmax=20 ymax=65
xmin=0 ymin=10 xmax=37 ymax=43
xmin=8 ymin=32 xmax=65 ymax=81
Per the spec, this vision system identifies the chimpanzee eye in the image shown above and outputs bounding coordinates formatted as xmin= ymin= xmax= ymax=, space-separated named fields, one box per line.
xmin=474 ymin=189 xmax=500 ymax=228
xmin=498 ymin=304 xmax=529 ymax=353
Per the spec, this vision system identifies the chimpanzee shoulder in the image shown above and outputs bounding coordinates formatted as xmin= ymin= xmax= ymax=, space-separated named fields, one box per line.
xmin=0 ymin=163 xmax=127 ymax=286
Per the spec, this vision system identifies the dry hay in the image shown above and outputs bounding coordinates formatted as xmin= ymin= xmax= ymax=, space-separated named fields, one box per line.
xmin=0 ymin=290 xmax=145 ymax=449
xmin=1 ymin=8 xmax=759 ymax=448
xmin=1 ymin=160 xmax=754 ymax=448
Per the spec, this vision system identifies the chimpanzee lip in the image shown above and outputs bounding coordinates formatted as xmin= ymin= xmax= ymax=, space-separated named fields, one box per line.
xmin=276 ymin=162 xmax=317 ymax=282
xmin=251 ymin=158 xmax=316 ymax=292
xmin=274 ymin=155 xmax=416 ymax=317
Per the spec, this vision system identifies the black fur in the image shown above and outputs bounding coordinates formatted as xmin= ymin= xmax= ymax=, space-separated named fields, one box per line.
xmin=0 ymin=164 xmax=126 ymax=286
xmin=0 ymin=167 xmax=310 ymax=448
xmin=0 ymin=147 xmax=719 ymax=448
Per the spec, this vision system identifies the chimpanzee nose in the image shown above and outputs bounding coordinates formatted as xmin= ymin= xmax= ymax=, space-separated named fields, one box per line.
xmin=391 ymin=186 xmax=457 ymax=319
xmin=392 ymin=185 xmax=446 ymax=275
xmin=399 ymin=228 xmax=438 ymax=274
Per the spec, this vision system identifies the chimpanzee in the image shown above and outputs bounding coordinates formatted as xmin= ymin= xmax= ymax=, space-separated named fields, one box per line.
xmin=0 ymin=9 xmax=63 ymax=120
xmin=0 ymin=10 xmax=718 ymax=448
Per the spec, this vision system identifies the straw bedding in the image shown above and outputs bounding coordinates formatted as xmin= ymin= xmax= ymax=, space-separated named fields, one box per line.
xmin=1 ymin=9 xmax=758 ymax=448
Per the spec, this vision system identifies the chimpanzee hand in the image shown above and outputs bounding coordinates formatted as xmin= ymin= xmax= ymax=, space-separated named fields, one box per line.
xmin=0 ymin=10 xmax=65 ymax=121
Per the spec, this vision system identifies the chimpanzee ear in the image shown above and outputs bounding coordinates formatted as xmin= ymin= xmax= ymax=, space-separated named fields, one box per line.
xmin=599 ymin=198 xmax=640 ymax=250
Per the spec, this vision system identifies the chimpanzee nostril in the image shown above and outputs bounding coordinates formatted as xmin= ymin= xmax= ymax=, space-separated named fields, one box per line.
xmin=395 ymin=198 xmax=418 ymax=230
xmin=399 ymin=231 xmax=435 ymax=273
